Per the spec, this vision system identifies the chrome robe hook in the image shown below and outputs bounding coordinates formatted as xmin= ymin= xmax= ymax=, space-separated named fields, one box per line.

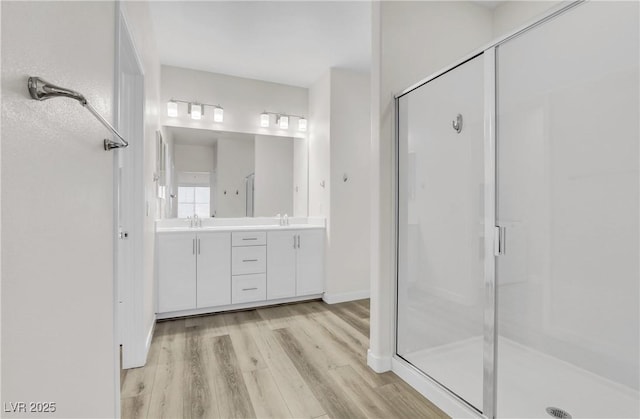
xmin=452 ymin=114 xmax=463 ymax=133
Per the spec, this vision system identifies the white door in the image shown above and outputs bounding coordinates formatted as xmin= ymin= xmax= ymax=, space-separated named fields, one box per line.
xmin=157 ymin=233 xmax=197 ymax=312
xmin=267 ymin=230 xmax=297 ymax=299
xmin=197 ymin=232 xmax=231 ymax=308
xmin=296 ymin=229 xmax=324 ymax=296
xmin=116 ymin=163 xmax=128 ymax=345
xmin=115 ymin=8 xmax=145 ymax=369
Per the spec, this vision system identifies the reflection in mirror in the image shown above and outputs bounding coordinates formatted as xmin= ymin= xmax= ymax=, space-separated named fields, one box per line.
xmin=161 ymin=126 xmax=307 ymax=218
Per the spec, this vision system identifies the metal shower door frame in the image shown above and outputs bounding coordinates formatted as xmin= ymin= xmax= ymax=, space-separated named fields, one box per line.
xmin=392 ymin=49 xmax=497 ymax=417
xmin=391 ymin=2 xmax=586 ymax=418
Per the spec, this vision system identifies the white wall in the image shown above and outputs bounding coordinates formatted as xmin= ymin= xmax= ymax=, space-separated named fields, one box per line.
xmin=120 ymin=1 xmax=162 ymax=372
xmin=216 ymin=137 xmax=255 ymax=217
xmin=308 ymin=71 xmax=331 ymax=219
xmin=495 ymin=0 xmax=639 ymax=390
xmin=492 ymin=1 xmax=565 ymax=38
xmin=308 ymin=68 xmax=371 ymax=302
xmin=174 ymin=143 xmax=215 ymax=173
xmin=370 ymin=0 xmax=493 ymax=370
xmin=254 ymin=135 xmax=293 ymax=217
xmin=327 ymin=69 xmax=371 ymax=300
xmin=161 ymin=65 xmax=308 ymax=139
xmin=1 ymin=2 xmax=117 ymax=417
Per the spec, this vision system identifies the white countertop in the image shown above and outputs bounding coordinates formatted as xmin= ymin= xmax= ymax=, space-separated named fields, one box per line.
xmin=155 ymin=216 xmax=326 ymax=234
xmin=156 ymin=224 xmax=325 ymax=233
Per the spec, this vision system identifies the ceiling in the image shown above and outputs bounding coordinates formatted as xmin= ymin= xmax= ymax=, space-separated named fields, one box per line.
xmin=149 ymin=1 xmax=372 ymax=88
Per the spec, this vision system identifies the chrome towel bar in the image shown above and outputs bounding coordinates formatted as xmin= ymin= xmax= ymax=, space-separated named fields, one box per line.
xmin=27 ymin=76 xmax=129 ymax=151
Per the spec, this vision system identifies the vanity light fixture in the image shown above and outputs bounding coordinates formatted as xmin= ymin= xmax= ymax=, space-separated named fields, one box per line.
xmin=167 ymin=100 xmax=178 ymax=117
xmin=188 ymin=103 xmax=202 ymax=120
xmin=278 ymin=115 xmax=289 ymax=129
xmin=260 ymin=111 xmax=307 ymax=131
xmin=213 ymin=106 xmax=224 ymax=122
xmin=166 ymin=99 xmax=224 ymax=123
xmin=260 ymin=112 xmax=270 ymax=127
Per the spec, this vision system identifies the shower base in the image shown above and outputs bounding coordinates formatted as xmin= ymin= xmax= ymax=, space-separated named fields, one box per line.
xmin=403 ymin=337 xmax=639 ymax=418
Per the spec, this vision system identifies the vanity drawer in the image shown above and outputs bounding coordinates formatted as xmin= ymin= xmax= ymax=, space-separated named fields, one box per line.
xmin=232 ymin=246 xmax=266 ymax=275
xmin=232 ymin=274 xmax=266 ymax=304
xmin=232 ymin=231 xmax=266 ymax=247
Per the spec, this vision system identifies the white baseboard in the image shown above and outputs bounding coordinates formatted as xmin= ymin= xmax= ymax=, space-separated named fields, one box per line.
xmin=144 ymin=315 xmax=156 ymax=363
xmin=391 ymin=357 xmax=481 ymax=419
xmin=322 ymin=289 xmax=370 ymax=304
xmin=157 ymin=294 xmax=323 ymax=320
xmin=122 ymin=315 xmax=156 ymax=370
xmin=367 ymin=349 xmax=392 ymax=372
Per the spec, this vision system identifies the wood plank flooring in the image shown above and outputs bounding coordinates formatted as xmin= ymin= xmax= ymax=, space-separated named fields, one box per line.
xmin=121 ymin=299 xmax=448 ymax=419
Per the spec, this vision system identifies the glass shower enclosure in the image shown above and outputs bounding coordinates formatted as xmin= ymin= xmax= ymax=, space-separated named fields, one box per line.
xmin=395 ymin=2 xmax=639 ymax=418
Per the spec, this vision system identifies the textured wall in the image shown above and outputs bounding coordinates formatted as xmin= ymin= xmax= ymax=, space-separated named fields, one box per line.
xmin=1 ymin=1 xmax=117 ymax=417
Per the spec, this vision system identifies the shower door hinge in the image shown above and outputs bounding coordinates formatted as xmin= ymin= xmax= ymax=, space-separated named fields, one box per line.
xmin=494 ymin=226 xmax=506 ymax=256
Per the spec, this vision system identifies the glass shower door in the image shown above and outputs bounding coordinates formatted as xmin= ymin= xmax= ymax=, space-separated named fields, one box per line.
xmin=397 ymin=53 xmax=486 ymax=412
xmin=495 ymin=2 xmax=640 ymax=418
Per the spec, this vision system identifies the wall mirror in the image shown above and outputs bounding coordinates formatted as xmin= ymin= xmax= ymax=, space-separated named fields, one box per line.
xmin=161 ymin=126 xmax=308 ymax=219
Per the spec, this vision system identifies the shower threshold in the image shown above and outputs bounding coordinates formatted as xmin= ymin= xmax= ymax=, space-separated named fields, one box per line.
xmin=403 ymin=337 xmax=639 ymax=418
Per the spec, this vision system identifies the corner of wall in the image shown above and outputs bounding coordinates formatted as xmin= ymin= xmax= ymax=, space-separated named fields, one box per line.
xmin=367 ymin=348 xmax=392 ymax=373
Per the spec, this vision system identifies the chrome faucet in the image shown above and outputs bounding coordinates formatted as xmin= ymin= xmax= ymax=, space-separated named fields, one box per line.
xmin=284 ymin=214 xmax=289 ymax=226
xmin=193 ymin=213 xmax=200 ymax=228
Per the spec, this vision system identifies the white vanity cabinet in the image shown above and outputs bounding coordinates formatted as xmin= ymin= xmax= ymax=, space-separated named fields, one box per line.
xmin=157 ymin=231 xmax=231 ymax=313
xmin=231 ymin=231 xmax=267 ymax=304
xmin=156 ymin=224 xmax=325 ymax=317
xmin=197 ymin=233 xmax=232 ymax=308
xmin=157 ymin=232 xmax=197 ymax=312
xmin=267 ymin=229 xmax=324 ymax=299
xmin=266 ymin=231 xmax=297 ymax=299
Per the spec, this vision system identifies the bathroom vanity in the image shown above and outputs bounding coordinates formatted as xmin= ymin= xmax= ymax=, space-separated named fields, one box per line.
xmin=155 ymin=218 xmax=325 ymax=319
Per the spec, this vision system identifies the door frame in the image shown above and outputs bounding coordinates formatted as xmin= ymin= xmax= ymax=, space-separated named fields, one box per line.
xmin=114 ymin=2 xmax=146 ymax=374
xmin=393 ymin=50 xmax=492 ymax=417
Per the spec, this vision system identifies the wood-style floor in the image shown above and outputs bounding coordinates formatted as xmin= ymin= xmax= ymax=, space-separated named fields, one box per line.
xmin=121 ymin=299 xmax=448 ymax=419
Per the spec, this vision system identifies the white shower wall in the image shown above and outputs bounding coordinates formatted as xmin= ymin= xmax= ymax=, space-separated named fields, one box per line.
xmin=496 ymin=0 xmax=639 ymax=395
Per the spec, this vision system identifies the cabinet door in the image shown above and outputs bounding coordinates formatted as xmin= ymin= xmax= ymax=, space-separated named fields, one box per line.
xmin=296 ymin=229 xmax=325 ymax=296
xmin=157 ymin=233 xmax=197 ymax=313
xmin=197 ymin=232 xmax=231 ymax=308
xmin=267 ymin=231 xmax=297 ymax=299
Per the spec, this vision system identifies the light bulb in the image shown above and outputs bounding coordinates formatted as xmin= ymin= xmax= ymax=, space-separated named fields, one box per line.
xmin=279 ymin=115 xmax=289 ymax=129
xmin=260 ymin=113 xmax=270 ymax=127
xmin=167 ymin=101 xmax=178 ymax=117
xmin=298 ymin=118 xmax=307 ymax=132
xmin=213 ymin=106 xmax=224 ymax=122
xmin=189 ymin=103 xmax=202 ymax=120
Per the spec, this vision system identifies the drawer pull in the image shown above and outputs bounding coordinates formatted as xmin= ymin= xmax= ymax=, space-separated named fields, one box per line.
xmin=242 ymin=237 xmax=258 ymax=241
xmin=242 ymin=259 xmax=258 ymax=262
xmin=242 ymin=287 xmax=258 ymax=291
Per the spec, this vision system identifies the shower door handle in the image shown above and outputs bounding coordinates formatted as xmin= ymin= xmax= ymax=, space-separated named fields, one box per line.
xmin=494 ymin=226 xmax=506 ymax=256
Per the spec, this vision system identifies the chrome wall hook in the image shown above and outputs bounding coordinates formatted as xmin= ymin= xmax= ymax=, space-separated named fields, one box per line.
xmin=452 ymin=114 xmax=463 ymax=133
